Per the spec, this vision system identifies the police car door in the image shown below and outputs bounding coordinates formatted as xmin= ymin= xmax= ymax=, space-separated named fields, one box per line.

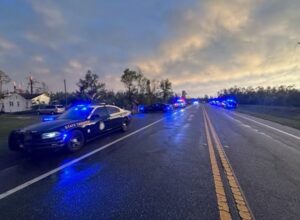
xmin=106 ymin=106 xmax=123 ymax=129
xmin=90 ymin=106 xmax=111 ymax=136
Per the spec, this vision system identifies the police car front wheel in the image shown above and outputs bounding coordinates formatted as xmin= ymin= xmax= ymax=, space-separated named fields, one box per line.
xmin=121 ymin=118 xmax=129 ymax=132
xmin=66 ymin=130 xmax=85 ymax=152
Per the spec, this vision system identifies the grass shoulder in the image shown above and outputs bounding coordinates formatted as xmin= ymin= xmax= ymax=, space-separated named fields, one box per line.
xmin=0 ymin=114 xmax=40 ymax=155
xmin=236 ymin=105 xmax=300 ymax=130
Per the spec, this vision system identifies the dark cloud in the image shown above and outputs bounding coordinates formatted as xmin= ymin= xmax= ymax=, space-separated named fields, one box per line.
xmin=0 ymin=0 xmax=299 ymax=96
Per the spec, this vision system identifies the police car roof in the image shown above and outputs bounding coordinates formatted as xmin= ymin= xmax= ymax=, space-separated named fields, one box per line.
xmin=76 ymin=104 xmax=120 ymax=108
xmin=73 ymin=104 xmax=101 ymax=108
xmin=91 ymin=103 xmax=106 ymax=107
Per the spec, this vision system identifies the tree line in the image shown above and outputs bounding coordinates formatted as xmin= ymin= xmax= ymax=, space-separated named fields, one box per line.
xmin=50 ymin=69 xmax=175 ymax=109
xmin=216 ymin=85 xmax=300 ymax=107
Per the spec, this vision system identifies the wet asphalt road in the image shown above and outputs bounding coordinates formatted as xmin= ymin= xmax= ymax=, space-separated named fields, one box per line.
xmin=0 ymin=104 xmax=299 ymax=220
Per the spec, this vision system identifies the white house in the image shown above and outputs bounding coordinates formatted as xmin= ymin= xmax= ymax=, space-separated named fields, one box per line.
xmin=0 ymin=93 xmax=50 ymax=113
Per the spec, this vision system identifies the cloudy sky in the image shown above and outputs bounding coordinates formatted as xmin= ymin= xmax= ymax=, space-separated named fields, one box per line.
xmin=0 ymin=0 xmax=300 ymax=97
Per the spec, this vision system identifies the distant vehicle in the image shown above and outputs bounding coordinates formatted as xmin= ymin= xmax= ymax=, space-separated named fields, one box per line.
xmin=173 ymin=98 xmax=186 ymax=108
xmin=9 ymin=104 xmax=131 ymax=153
xmin=139 ymin=103 xmax=173 ymax=113
xmin=37 ymin=105 xmax=65 ymax=115
xmin=224 ymin=100 xmax=238 ymax=109
xmin=221 ymin=101 xmax=226 ymax=108
xmin=186 ymin=99 xmax=199 ymax=105
xmin=209 ymin=99 xmax=238 ymax=109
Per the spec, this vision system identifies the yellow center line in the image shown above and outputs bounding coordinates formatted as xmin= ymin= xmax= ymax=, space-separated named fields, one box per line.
xmin=203 ymin=108 xmax=232 ymax=220
xmin=203 ymin=107 xmax=253 ymax=220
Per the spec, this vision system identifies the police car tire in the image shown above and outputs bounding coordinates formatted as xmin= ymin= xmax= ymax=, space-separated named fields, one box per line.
xmin=121 ymin=118 xmax=129 ymax=132
xmin=8 ymin=133 xmax=20 ymax=151
xmin=66 ymin=130 xmax=85 ymax=152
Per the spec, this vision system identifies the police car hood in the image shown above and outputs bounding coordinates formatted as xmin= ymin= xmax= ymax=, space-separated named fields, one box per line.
xmin=21 ymin=119 xmax=81 ymax=132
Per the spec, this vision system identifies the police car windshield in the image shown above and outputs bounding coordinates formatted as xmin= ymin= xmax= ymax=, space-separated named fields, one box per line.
xmin=58 ymin=106 xmax=93 ymax=120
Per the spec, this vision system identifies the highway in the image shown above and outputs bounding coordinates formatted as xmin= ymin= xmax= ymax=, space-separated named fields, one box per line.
xmin=0 ymin=104 xmax=299 ymax=220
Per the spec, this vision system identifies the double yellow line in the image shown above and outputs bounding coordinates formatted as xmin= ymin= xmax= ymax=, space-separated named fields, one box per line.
xmin=203 ymin=107 xmax=252 ymax=220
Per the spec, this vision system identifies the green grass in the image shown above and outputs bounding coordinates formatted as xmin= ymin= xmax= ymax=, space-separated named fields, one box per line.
xmin=0 ymin=114 xmax=40 ymax=155
xmin=236 ymin=105 xmax=300 ymax=130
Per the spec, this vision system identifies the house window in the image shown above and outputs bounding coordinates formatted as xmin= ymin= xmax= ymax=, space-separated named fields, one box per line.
xmin=9 ymin=101 xmax=14 ymax=106
xmin=17 ymin=101 xmax=20 ymax=107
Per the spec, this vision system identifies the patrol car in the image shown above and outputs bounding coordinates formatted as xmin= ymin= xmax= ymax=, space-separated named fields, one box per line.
xmin=139 ymin=103 xmax=173 ymax=113
xmin=8 ymin=104 xmax=131 ymax=153
xmin=173 ymin=99 xmax=186 ymax=108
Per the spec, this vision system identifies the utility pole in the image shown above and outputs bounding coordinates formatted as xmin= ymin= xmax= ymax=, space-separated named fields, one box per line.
xmin=29 ymin=75 xmax=33 ymax=94
xmin=64 ymin=79 xmax=67 ymax=106
xmin=13 ymin=81 xmax=16 ymax=92
xmin=27 ymin=74 xmax=40 ymax=94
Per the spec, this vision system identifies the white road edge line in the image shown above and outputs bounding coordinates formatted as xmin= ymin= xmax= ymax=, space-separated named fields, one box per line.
xmin=0 ymin=118 xmax=166 ymax=200
xmin=232 ymin=112 xmax=300 ymax=140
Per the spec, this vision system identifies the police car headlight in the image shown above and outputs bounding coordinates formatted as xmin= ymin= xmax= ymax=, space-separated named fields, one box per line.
xmin=42 ymin=131 xmax=61 ymax=139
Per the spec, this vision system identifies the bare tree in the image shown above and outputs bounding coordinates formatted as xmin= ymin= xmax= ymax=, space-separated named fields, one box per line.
xmin=26 ymin=75 xmax=40 ymax=94
xmin=144 ymin=79 xmax=160 ymax=104
xmin=182 ymin=90 xmax=187 ymax=99
xmin=121 ymin=68 xmax=139 ymax=106
xmin=0 ymin=70 xmax=11 ymax=95
xmin=136 ymin=71 xmax=148 ymax=95
xmin=35 ymin=81 xmax=49 ymax=93
xmin=160 ymin=79 xmax=173 ymax=102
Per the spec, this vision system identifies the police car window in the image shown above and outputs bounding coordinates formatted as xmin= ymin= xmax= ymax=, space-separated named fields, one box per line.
xmin=107 ymin=106 xmax=120 ymax=114
xmin=93 ymin=107 xmax=109 ymax=117
xmin=59 ymin=106 xmax=93 ymax=120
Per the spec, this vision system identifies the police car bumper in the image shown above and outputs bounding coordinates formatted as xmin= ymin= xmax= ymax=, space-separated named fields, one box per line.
xmin=8 ymin=131 xmax=66 ymax=152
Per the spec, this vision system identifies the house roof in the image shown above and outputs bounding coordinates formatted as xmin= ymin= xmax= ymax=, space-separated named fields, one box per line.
xmin=19 ymin=93 xmax=44 ymax=100
xmin=0 ymin=92 xmax=48 ymax=100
